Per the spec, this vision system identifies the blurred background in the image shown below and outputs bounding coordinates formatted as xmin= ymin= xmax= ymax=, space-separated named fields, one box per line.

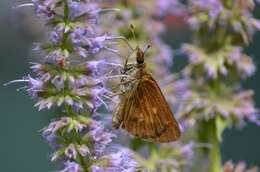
xmin=1 ymin=0 xmax=260 ymax=171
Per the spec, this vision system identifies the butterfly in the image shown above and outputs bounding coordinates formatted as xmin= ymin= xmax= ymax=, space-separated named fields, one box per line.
xmin=112 ymin=45 xmax=181 ymax=143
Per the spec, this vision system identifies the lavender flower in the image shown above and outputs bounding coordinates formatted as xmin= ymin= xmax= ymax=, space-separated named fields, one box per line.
xmin=58 ymin=161 xmax=82 ymax=172
xmin=70 ymin=27 xmax=109 ymax=56
xmin=88 ymin=122 xmax=116 ymax=156
xmin=43 ymin=116 xmax=116 ymax=163
xmin=33 ymin=0 xmax=118 ymax=59
xmin=153 ymin=0 xmax=185 ymax=16
xmin=133 ymin=142 xmax=194 ymax=172
xmin=182 ymin=0 xmax=259 ymax=126
xmin=178 ymin=85 xmax=259 ymax=126
xmin=65 ymin=144 xmax=77 ymax=159
xmin=68 ymin=0 xmax=100 ymax=20
xmin=188 ymin=0 xmax=260 ymax=43
xmin=32 ymin=0 xmax=59 ymax=21
xmin=181 ymin=44 xmax=256 ymax=78
xmin=91 ymin=148 xmax=139 ymax=172
xmin=177 ymin=0 xmax=259 ymax=171
xmin=27 ymin=59 xmax=118 ymax=111
xmin=223 ymin=161 xmax=258 ymax=172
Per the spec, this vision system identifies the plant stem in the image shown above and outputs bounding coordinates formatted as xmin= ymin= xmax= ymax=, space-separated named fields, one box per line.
xmin=64 ymin=0 xmax=69 ymax=22
xmin=209 ymin=131 xmax=221 ymax=172
xmin=198 ymin=120 xmax=222 ymax=172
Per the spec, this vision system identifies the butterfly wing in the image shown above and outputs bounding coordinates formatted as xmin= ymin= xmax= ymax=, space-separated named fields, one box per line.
xmin=112 ymin=91 xmax=131 ymax=129
xmin=121 ymin=73 xmax=181 ymax=143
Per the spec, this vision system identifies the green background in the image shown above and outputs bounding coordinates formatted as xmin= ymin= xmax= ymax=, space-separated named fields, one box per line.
xmin=0 ymin=1 xmax=259 ymax=171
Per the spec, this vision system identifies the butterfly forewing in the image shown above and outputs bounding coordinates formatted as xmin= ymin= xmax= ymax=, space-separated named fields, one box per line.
xmin=121 ymin=72 xmax=181 ymax=143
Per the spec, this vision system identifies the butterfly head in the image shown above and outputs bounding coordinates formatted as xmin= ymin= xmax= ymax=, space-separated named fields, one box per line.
xmin=136 ymin=45 xmax=151 ymax=65
xmin=136 ymin=47 xmax=145 ymax=65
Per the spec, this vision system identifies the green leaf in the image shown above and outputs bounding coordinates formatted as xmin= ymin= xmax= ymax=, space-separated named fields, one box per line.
xmin=215 ymin=115 xmax=229 ymax=142
xmin=239 ymin=29 xmax=249 ymax=45
xmin=130 ymin=138 xmax=146 ymax=151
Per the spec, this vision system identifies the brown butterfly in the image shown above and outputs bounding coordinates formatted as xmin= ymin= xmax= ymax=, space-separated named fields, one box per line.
xmin=112 ymin=45 xmax=181 ymax=143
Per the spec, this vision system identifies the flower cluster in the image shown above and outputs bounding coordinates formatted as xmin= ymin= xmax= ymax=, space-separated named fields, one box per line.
xmin=188 ymin=0 xmax=260 ymax=43
xmin=28 ymin=61 xmax=103 ymax=111
xmin=43 ymin=117 xmax=114 ymax=169
xmin=223 ymin=161 xmax=258 ymax=172
xmin=131 ymin=142 xmax=194 ymax=172
xmin=181 ymin=44 xmax=256 ymax=79
xmin=176 ymin=0 xmax=260 ymax=171
xmin=33 ymin=0 xmax=111 ymax=59
xmin=180 ymin=0 xmax=259 ymax=127
xmin=178 ymin=81 xmax=258 ymax=126
xmin=146 ymin=0 xmax=186 ymax=17
xmin=156 ymin=142 xmax=194 ymax=171
xmin=90 ymin=147 xmax=140 ymax=171
xmin=43 ymin=116 xmax=139 ymax=171
xmin=15 ymin=0 xmax=139 ymax=171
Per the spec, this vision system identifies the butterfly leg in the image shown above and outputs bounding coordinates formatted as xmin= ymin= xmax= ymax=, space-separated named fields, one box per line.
xmin=119 ymin=78 xmax=137 ymax=85
xmin=112 ymin=103 xmax=124 ymax=129
xmin=109 ymin=78 xmax=138 ymax=97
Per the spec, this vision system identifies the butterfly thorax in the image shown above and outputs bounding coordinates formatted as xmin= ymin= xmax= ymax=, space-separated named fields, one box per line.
xmin=135 ymin=47 xmax=147 ymax=79
xmin=135 ymin=63 xmax=146 ymax=79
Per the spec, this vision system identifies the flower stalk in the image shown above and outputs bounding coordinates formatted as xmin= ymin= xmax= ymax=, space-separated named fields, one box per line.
xmin=198 ymin=120 xmax=221 ymax=172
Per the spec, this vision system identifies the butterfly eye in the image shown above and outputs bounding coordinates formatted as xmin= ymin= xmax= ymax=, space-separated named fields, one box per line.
xmin=136 ymin=57 xmax=144 ymax=64
xmin=136 ymin=49 xmax=144 ymax=64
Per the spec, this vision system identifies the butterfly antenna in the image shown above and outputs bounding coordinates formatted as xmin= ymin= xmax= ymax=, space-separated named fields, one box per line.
xmin=144 ymin=45 xmax=151 ymax=55
xmin=106 ymin=36 xmax=134 ymax=52
xmin=118 ymin=24 xmax=138 ymax=65
xmin=130 ymin=24 xmax=138 ymax=47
